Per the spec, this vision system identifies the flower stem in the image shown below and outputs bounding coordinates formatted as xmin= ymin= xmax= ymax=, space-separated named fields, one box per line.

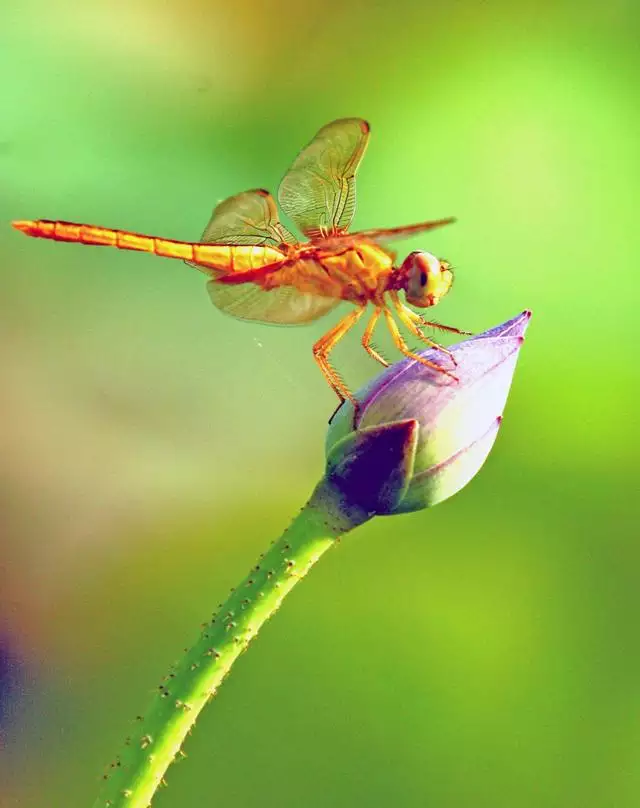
xmin=92 ymin=480 xmax=369 ymax=808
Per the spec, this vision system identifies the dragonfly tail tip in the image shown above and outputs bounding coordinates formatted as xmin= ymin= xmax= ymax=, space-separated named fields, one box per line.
xmin=12 ymin=220 xmax=36 ymax=235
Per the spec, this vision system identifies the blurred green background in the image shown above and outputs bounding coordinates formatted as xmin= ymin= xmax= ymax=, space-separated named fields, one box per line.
xmin=1 ymin=0 xmax=639 ymax=805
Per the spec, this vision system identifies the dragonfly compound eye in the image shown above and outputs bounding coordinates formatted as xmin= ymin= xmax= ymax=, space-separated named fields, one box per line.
xmin=402 ymin=252 xmax=451 ymax=308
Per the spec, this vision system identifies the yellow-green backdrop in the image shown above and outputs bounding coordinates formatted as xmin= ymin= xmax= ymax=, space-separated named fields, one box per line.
xmin=1 ymin=0 xmax=638 ymax=805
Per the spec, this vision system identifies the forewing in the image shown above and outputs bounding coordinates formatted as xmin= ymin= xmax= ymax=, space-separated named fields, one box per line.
xmin=207 ymin=280 xmax=338 ymax=326
xmin=278 ymin=118 xmax=370 ymax=240
xmin=311 ymin=217 xmax=457 ymax=249
xmin=199 ymin=188 xmax=297 ymax=247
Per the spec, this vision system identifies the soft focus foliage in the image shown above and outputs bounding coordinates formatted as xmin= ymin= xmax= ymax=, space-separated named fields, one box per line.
xmin=1 ymin=1 xmax=639 ymax=807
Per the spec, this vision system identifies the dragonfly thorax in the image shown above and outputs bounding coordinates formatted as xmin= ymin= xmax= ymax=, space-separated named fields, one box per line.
xmin=288 ymin=240 xmax=395 ymax=305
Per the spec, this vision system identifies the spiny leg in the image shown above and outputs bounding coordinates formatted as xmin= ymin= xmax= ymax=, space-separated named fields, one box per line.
xmin=313 ymin=307 xmax=366 ymax=405
xmin=383 ymin=308 xmax=459 ymax=381
xmin=401 ymin=301 xmax=473 ymax=337
xmin=361 ymin=308 xmax=389 ymax=368
xmin=418 ymin=319 xmax=472 ymax=336
xmin=388 ymin=291 xmax=457 ymax=366
xmin=387 ymin=291 xmax=472 ymax=337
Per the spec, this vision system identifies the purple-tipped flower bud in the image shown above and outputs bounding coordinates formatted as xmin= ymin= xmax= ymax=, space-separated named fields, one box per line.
xmin=325 ymin=311 xmax=531 ymax=515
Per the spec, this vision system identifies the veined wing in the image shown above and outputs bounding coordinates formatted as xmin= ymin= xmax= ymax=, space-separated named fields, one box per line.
xmin=199 ymin=188 xmax=297 ymax=249
xmin=206 ymin=279 xmax=338 ymax=326
xmin=278 ymin=118 xmax=370 ymax=240
xmin=311 ymin=217 xmax=457 ymax=250
xmin=195 ymin=189 xmax=337 ymax=325
xmin=186 ymin=189 xmax=291 ymax=274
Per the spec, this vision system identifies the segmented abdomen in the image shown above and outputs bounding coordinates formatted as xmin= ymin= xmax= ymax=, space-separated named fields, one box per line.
xmin=12 ymin=219 xmax=286 ymax=272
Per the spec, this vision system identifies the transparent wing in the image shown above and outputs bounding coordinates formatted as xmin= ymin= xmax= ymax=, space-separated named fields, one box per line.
xmin=278 ymin=118 xmax=370 ymax=240
xmin=347 ymin=217 xmax=456 ymax=243
xmin=193 ymin=188 xmax=337 ymax=324
xmin=310 ymin=217 xmax=457 ymax=250
xmin=200 ymin=188 xmax=297 ymax=246
xmin=207 ymin=279 xmax=338 ymax=326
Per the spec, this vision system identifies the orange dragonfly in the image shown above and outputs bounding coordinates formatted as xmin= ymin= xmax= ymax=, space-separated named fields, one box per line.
xmin=12 ymin=118 xmax=468 ymax=404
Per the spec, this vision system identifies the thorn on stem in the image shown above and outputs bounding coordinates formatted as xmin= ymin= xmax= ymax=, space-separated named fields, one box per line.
xmin=175 ymin=700 xmax=192 ymax=712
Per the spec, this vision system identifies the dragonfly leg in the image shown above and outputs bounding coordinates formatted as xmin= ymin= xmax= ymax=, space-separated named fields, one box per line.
xmin=383 ymin=308 xmax=459 ymax=382
xmin=414 ymin=314 xmax=472 ymax=337
xmin=388 ymin=291 xmax=471 ymax=336
xmin=361 ymin=308 xmax=389 ymax=367
xmin=313 ymin=307 xmax=366 ymax=405
xmin=388 ymin=292 xmax=459 ymax=367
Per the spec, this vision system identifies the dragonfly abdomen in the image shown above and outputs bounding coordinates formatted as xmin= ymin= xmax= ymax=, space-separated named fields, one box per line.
xmin=13 ymin=219 xmax=195 ymax=258
xmin=12 ymin=219 xmax=286 ymax=272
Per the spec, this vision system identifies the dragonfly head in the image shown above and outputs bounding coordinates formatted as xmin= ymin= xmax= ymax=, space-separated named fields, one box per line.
xmin=399 ymin=251 xmax=453 ymax=308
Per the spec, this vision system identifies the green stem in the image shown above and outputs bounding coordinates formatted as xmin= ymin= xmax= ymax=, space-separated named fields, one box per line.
xmin=93 ymin=480 xmax=369 ymax=808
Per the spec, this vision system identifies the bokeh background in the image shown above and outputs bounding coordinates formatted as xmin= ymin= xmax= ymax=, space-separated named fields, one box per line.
xmin=1 ymin=0 xmax=639 ymax=805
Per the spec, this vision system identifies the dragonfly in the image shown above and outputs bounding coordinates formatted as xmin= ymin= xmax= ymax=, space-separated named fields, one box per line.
xmin=12 ymin=117 xmax=468 ymax=405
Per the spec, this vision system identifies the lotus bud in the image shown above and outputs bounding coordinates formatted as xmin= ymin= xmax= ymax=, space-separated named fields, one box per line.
xmin=324 ymin=311 xmax=531 ymax=515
